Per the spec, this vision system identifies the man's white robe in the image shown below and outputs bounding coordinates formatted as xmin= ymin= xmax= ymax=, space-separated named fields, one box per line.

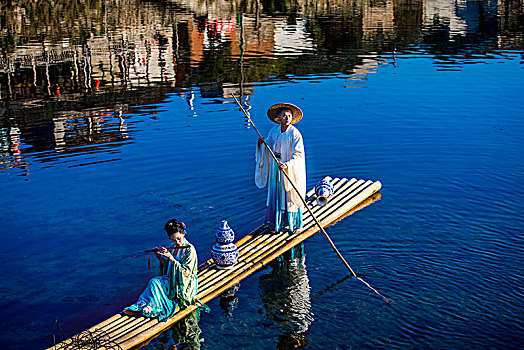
xmin=255 ymin=124 xmax=306 ymax=212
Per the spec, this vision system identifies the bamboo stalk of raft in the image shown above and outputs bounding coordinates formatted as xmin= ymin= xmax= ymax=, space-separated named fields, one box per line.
xmin=198 ymin=177 xmax=349 ymax=280
xmin=59 ymin=234 xmax=297 ymax=348
xmin=197 ymin=232 xmax=295 ymax=295
xmin=197 ymin=177 xmax=348 ymax=277
xmin=117 ymin=179 xmax=382 ymax=348
xmin=198 ymin=233 xmax=285 ymax=282
xmin=198 ymin=230 xmax=285 ymax=280
xmin=49 ymin=176 xmax=381 ymax=350
xmin=199 ymin=220 xmax=297 ymax=276
xmin=195 ymin=178 xmax=358 ymax=289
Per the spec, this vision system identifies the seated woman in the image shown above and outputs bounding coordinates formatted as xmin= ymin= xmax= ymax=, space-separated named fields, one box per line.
xmin=124 ymin=219 xmax=198 ymax=321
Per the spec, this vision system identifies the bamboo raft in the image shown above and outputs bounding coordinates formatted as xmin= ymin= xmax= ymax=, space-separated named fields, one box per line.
xmin=50 ymin=176 xmax=381 ymax=350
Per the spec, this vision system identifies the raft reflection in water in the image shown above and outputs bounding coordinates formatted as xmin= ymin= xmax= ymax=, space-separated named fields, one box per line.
xmin=219 ymin=283 xmax=240 ymax=317
xmin=259 ymin=244 xmax=313 ymax=348
xmin=152 ymin=309 xmax=203 ymax=350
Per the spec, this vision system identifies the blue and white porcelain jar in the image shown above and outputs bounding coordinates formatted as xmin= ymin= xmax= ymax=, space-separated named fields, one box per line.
xmin=211 ymin=220 xmax=239 ymax=269
xmin=211 ymin=242 xmax=239 ymax=269
xmin=315 ymin=179 xmax=334 ymax=206
xmin=216 ymin=220 xmax=235 ymax=244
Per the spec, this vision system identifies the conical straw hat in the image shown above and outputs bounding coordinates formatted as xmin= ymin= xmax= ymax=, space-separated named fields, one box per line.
xmin=267 ymin=103 xmax=303 ymax=124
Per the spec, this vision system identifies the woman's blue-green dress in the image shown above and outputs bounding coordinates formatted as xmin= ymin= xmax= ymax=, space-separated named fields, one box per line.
xmin=124 ymin=238 xmax=198 ymax=321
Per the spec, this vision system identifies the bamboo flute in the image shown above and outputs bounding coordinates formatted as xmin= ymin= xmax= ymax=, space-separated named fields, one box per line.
xmin=231 ymin=93 xmax=391 ymax=303
xmin=145 ymin=245 xmax=190 ymax=269
xmin=144 ymin=246 xmax=189 ymax=253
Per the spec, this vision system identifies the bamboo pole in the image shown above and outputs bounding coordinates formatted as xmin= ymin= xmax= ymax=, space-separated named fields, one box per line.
xmin=197 ymin=183 xmax=383 ymax=312
xmin=100 ymin=315 xmax=133 ymax=334
xmin=197 ymin=180 xmax=383 ymax=305
xmin=231 ymin=93 xmax=390 ymax=303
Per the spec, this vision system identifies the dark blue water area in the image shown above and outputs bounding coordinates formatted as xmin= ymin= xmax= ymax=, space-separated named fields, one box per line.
xmin=1 ymin=51 xmax=523 ymax=349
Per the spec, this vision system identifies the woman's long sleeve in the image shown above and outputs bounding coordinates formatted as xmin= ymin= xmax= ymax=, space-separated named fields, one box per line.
xmin=167 ymin=244 xmax=198 ymax=308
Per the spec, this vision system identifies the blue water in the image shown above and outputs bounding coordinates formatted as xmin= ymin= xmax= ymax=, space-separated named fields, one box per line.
xmin=1 ymin=0 xmax=523 ymax=348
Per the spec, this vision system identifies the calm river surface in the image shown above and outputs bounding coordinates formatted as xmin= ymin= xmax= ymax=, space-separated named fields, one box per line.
xmin=0 ymin=0 xmax=523 ymax=349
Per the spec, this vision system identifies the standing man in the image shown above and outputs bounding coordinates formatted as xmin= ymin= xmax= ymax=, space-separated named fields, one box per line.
xmin=256 ymin=103 xmax=306 ymax=234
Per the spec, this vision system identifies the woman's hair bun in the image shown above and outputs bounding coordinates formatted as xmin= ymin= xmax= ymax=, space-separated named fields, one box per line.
xmin=164 ymin=219 xmax=186 ymax=236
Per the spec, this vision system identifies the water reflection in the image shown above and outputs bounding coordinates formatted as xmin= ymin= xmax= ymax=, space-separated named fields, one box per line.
xmin=219 ymin=284 xmax=240 ymax=317
xmin=0 ymin=0 xmax=521 ymax=123
xmin=145 ymin=310 xmax=203 ymax=350
xmin=0 ymin=105 xmax=131 ymax=175
xmin=259 ymin=245 xmax=314 ymax=348
xmin=1 ymin=0 xmax=521 ymax=100
xmin=0 ymin=125 xmax=30 ymax=176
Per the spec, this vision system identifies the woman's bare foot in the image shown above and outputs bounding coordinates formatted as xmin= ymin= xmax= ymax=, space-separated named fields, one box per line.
xmin=292 ymin=228 xmax=302 ymax=235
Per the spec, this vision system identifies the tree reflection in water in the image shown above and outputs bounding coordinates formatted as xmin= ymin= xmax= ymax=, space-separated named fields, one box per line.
xmin=259 ymin=244 xmax=314 ymax=349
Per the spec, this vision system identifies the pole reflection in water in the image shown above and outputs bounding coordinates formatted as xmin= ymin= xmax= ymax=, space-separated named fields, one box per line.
xmin=152 ymin=309 xmax=203 ymax=350
xmin=259 ymin=244 xmax=314 ymax=349
xmin=242 ymin=95 xmax=252 ymax=129
xmin=187 ymin=88 xmax=198 ymax=117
